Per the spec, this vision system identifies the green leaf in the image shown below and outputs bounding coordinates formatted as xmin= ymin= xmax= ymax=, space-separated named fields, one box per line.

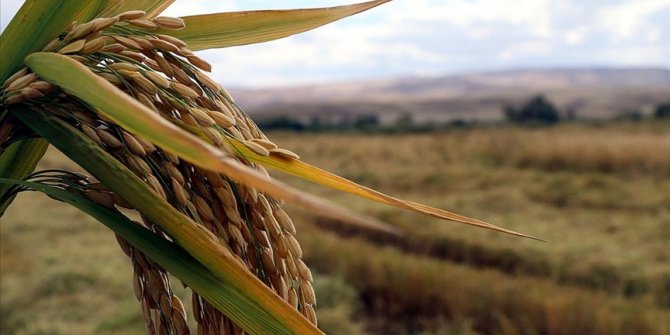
xmin=0 ymin=0 xmax=106 ymax=81
xmin=226 ymin=137 xmax=541 ymax=240
xmin=0 ymin=138 xmax=49 ymax=215
xmin=0 ymin=178 xmax=311 ymax=335
xmin=158 ymin=0 xmax=391 ymax=50
xmin=24 ymin=52 xmax=397 ymax=234
xmin=12 ymin=107 xmax=324 ymax=335
xmin=0 ymin=0 xmax=116 ymax=207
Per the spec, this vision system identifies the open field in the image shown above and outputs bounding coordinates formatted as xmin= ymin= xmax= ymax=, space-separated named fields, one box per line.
xmin=2 ymin=121 xmax=669 ymax=334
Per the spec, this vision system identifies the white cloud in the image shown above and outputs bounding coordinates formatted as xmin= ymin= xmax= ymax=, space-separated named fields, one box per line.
xmin=646 ymin=27 xmax=663 ymax=43
xmin=1 ymin=0 xmax=668 ymax=87
xmin=500 ymin=41 xmax=553 ymax=61
xmin=602 ymin=45 xmax=667 ymax=65
xmin=565 ymin=27 xmax=587 ymax=45
xmin=599 ymin=0 xmax=670 ymax=39
xmin=385 ymin=0 xmax=554 ymax=37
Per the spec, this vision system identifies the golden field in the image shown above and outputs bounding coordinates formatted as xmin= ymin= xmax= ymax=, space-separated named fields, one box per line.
xmin=2 ymin=121 xmax=669 ymax=334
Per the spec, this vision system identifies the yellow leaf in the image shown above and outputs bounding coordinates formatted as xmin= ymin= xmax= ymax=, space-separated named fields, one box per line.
xmin=159 ymin=0 xmax=391 ymax=50
xmin=226 ymin=137 xmax=542 ymax=241
xmin=24 ymin=52 xmax=398 ymax=235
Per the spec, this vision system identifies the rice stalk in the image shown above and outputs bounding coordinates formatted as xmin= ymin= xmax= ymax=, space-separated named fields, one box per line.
xmin=2 ymin=11 xmax=315 ymax=334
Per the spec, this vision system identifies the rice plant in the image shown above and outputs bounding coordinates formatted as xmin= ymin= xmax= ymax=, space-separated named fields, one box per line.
xmin=0 ymin=1 xmax=535 ymax=334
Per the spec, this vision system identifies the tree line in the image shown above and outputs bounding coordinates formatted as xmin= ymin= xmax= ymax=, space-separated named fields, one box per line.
xmin=256 ymin=114 xmax=469 ymax=133
xmin=503 ymin=95 xmax=670 ymax=124
xmin=256 ymin=96 xmax=670 ymax=132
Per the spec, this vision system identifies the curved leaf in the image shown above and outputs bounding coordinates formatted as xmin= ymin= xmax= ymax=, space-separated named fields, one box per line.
xmin=0 ymin=0 xmax=105 ymax=81
xmin=12 ymin=108 xmax=324 ymax=335
xmin=226 ymin=136 xmax=541 ymax=240
xmin=0 ymin=0 xmax=102 ymax=216
xmin=0 ymin=138 xmax=49 ymax=215
xmin=24 ymin=52 xmax=397 ymax=234
xmin=159 ymin=0 xmax=391 ymax=50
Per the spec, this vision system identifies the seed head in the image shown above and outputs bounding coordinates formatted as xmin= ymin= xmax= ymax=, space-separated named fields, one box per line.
xmin=244 ymin=140 xmax=270 ymax=156
xmin=117 ymin=10 xmax=146 ymax=21
xmin=6 ymin=73 xmax=36 ymax=91
xmin=128 ymin=19 xmax=158 ymax=29
xmin=65 ymin=22 xmax=94 ymax=40
xmin=2 ymin=68 xmax=28 ymax=88
xmin=154 ymin=16 xmax=186 ymax=30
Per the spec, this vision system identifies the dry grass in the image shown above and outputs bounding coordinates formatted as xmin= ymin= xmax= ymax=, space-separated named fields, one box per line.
xmin=0 ymin=190 xmax=146 ymax=334
xmin=2 ymin=121 xmax=669 ymax=334
xmin=482 ymin=124 xmax=670 ymax=176
xmin=297 ymin=220 xmax=669 ymax=335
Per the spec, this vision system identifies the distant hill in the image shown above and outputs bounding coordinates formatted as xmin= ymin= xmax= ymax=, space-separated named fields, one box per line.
xmin=229 ymin=68 xmax=670 ymax=123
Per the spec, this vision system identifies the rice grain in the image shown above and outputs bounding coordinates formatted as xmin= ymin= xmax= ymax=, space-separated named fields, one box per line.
xmin=154 ymin=16 xmax=186 ymax=30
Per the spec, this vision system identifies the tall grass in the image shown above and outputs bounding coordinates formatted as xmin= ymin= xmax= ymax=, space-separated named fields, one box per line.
xmin=299 ymin=222 xmax=669 ymax=335
xmin=314 ymin=216 xmax=665 ymax=301
xmin=482 ymin=128 xmax=670 ymax=176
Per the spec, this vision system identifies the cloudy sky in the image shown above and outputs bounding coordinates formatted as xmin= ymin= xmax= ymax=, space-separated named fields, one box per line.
xmin=2 ymin=0 xmax=669 ymax=87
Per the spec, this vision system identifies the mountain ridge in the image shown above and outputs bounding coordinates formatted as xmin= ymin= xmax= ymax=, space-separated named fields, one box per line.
xmin=229 ymin=68 xmax=670 ymax=122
